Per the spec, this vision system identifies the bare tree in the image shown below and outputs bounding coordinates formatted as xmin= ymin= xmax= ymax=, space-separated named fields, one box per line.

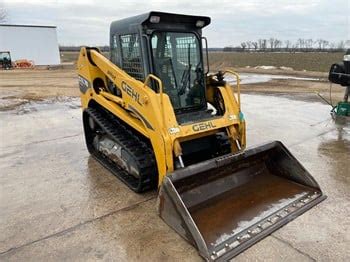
xmin=316 ymin=39 xmax=329 ymax=50
xmin=337 ymin=40 xmax=346 ymax=51
xmin=251 ymin=41 xmax=258 ymax=51
xmin=285 ymin=40 xmax=292 ymax=50
xmin=0 ymin=8 xmax=7 ymax=23
xmin=246 ymin=41 xmax=252 ymax=50
xmin=258 ymin=39 xmax=267 ymax=51
xmin=297 ymin=38 xmax=305 ymax=50
xmin=269 ymin=38 xmax=275 ymax=50
xmin=322 ymin=40 xmax=329 ymax=50
xmin=273 ymin=39 xmax=282 ymax=50
xmin=240 ymin=42 xmax=247 ymax=51
xmin=305 ymin=39 xmax=314 ymax=50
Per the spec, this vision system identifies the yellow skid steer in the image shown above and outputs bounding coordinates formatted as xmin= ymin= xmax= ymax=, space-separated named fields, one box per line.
xmin=77 ymin=11 xmax=326 ymax=261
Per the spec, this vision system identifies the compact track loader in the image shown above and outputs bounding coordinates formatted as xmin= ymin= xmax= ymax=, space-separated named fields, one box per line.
xmin=77 ymin=12 xmax=326 ymax=261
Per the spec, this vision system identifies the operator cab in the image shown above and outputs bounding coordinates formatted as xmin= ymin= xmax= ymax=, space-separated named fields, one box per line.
xmin=0 ymin=51 xmax=12 ymax=70
xmin=109 ymin=12 xmax=211 ymax=123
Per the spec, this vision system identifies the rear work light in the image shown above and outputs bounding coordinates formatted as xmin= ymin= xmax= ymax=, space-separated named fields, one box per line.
xmin=150 ymin=16 xmax=160 ymax=23
xmin=196 ymin=20 xmax=205 ymax=27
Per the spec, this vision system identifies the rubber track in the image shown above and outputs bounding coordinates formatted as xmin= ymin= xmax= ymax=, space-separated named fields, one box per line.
xmin=85 ymin=107 xmax=157 ymax=192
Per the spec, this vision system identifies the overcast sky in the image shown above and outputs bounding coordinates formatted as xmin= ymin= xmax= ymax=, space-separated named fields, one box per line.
xmin=1 ymin=0 xmax=349 ymax=47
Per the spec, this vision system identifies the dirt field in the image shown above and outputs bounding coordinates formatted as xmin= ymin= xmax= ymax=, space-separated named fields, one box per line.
xmin=60 ymin=51 xmax=343 ymax=72
xmin=209 ymin=52 xmax=343 ymax=72
xmin=0 ymin=68 xmax=78 ymax=110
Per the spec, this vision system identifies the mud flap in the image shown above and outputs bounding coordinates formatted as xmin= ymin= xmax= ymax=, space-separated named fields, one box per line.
xmin=157 ymin=141 xmax=326 ymax=261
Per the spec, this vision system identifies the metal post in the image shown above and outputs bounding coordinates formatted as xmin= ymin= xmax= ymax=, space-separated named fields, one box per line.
xmin=344 ymin=86 xmax=349 ymax=102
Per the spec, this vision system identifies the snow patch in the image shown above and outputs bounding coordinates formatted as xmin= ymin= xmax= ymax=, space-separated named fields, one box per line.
xmin=254 ymin=66 xmax=277 ymax=70
xmin=226 ymin=73 xmax=319 ymax=85
xmin=254 ymin=66 xmax=294 ymax=71
xmin=280 ymin=66 xmax=294 ymax=71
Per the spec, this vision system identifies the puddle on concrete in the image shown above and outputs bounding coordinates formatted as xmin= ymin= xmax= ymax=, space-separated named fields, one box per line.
xmin=317 ymin=117 xmax=350 ymax=185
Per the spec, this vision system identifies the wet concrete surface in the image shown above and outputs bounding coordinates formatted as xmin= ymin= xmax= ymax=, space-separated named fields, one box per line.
xmin=0 ymin=95 xmax=349 ymax=261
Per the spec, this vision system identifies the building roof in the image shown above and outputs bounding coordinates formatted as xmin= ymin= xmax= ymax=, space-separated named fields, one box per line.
xmin=0 ymin=24 xmax=56 ymax=29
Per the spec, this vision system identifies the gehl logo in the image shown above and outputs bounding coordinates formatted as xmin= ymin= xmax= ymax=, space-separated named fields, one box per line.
xmin=122 ymin=82 xmax=142 ymax=106
xmin=192 ymin=121 xmax=217 ymax=132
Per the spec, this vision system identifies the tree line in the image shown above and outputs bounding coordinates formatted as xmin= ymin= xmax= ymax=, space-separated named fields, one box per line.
xmin=60 ymin=38 xmax=348 ymax=53
xmin=223 ymin=38 xmax=349 ymax=52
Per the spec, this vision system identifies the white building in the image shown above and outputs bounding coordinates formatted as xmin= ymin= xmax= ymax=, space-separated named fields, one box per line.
xmin=0 ymin=24 xmax=60 ymax=65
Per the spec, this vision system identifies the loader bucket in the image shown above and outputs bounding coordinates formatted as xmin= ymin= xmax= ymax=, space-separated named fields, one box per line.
xmin=157 ymin=141 xmax=326 ymax=261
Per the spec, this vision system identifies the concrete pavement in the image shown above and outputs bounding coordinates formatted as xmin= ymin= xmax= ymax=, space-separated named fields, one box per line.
xmin=0 ymin=95 xmax=349 ymax=261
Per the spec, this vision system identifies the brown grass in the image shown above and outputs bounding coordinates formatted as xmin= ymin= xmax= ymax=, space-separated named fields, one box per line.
xmin=61 ymin=51 xmax=343 ymax=73
xmin=209 ymin=52 xmax=343 ymax=72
